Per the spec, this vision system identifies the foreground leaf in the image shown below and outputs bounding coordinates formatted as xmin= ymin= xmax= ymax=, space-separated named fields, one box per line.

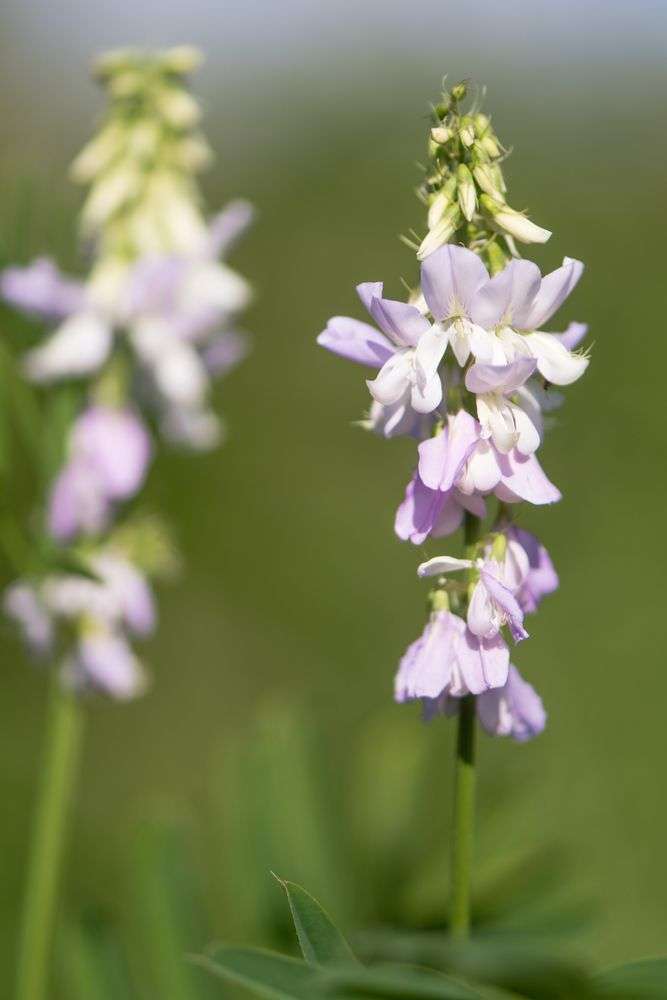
xmin=192 ymin=946 xmax=320 ymax=999
xmin=275 ymin=876 xmax=357 ymax=966
xmin=595 ymin=957 xmax=667 ymax=998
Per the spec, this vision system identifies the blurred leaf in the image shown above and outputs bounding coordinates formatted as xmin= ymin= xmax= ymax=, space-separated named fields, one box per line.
xmin=131 ymin=821 xmax=213 ymax=1000
xmin=318 ymin=961 xmax=516 ymax=999
xmin=594 ymin=957 xmax=667 ymax=998
xmin=274 ymin=876 xmax=357 ymax=966
xmin=353 ymin=930 xmax=594 ymax=1000
xmin=192 ymin=946 xmax=319 ymax=999
xmin=58 ymin=913 xmax=136 ymax=1000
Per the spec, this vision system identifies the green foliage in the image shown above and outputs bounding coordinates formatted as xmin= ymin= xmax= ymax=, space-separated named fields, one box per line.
xmin=594 ymin=958 xmax=667 ymax=999
xmin=275 ymin=877 xmax=357 ymax=967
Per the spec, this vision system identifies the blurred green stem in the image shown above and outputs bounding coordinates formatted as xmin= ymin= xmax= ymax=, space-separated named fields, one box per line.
xmin=15 ymin=677 xmax=84 ymax=1000
xmin=449 ymin=512 xmax=481 ymax=938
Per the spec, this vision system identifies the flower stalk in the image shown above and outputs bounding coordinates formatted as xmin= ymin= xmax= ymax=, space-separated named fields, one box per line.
xmin=318 ymin=77 xmax=589 ymax=941
xmin=15 ymin=678 xmax=84 ymax=1000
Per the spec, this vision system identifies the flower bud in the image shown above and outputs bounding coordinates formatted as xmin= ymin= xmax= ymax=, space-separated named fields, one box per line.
xmin=451 ymin=81 xmax=467 ymax=102
xmin=156 ymin=87 xmax=201 ymax=128
xmin=430 ymin=125 xmax=453 ymax=145
xmin=417 ymin=204 xmax=461 ymax=260
xmin=429 ymin=588 xmax=450 ymax=613
xmin=473 ymin=113 xmax=491 ymax=137
xmin=458 ymin=116 xmax=475 ymax=148
xmin=81 ymin=163 xmax=141 ymax=231
xmin=480 ymin=134 xmax=500 ymax=158
xmin=70 ymin=122 xmax=124 ymax=183
xmin=160 ymin=46 xmax=203 ymax=75
xmin=427 ymin=176 xmax=456 ymax=228
xmin=456 ymin=164 xmax=477 ymax=221
xmin=473 ymin=163 xmax=504 ymax=200
xmin=480 ymin=195 xmax=551 ymax=245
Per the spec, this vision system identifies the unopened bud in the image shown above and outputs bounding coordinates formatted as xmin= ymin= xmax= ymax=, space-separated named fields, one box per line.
xmin=480 ymin=134 xmax=500 ymax=158
xmin=430 ymin=125 xmax=453 ymax=145
xmin=417 ymin=204 xmax=461 ymax=260
xmin=473 ymin=163 xmax=504 ymax=200
xmin=456 ymin=164 xmax=477 ymax=221
xmin=451 ymin=81 xmax=467 ymax=102
xmin=160 ymin=46 xmax=203 ymax=75
xmin=459 ymin=116 xmax=475 ymax=148
xmin=473 ymin=113 xmax=491 ymax=137
xmin=480 ymin=195 xmax=551 ymax=245
xmin=429 ymin=588 xmax=450 ymax=613
xmin=156 ymin=87 xmax=201 ymax=128
xmin=491 ymin=532 xmax=508 ymax=561
xmin=435 ymin=99 xmax=450 ymax=120
xmin=427 ymin=176 xmax=456 ymax=228
xmin=70 ymin=122 xmax=124 ymax=182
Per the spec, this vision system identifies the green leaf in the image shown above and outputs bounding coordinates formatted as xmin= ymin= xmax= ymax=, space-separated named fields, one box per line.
xmin=275 ymin=876 xmax=357 ymax=966
xmin=192 ymin=946 xmax=321 ymax=1000
xmin=594 ymin=957 xmax=667 ymax=998
xmin=318 ymin=961 xmax=513 ymax=999
xmin=57 ymin=915 xmax=136 ymax=1000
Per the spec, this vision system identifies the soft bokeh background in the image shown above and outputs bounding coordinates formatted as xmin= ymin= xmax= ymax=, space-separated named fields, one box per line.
xmin=1 ymin=0 xmax=666 ymax=991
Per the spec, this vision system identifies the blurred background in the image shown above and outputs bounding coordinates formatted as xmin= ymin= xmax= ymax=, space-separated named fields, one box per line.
xmin=1 ymin=0 xmax=666 ymax=993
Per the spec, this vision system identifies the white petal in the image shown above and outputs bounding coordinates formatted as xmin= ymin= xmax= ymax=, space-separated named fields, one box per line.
xmin=525 ymin=332 xmax=589 ymax=386
xmin=467 ymin=579 xmax=499 ymax=638
xmin=415 ymin=325 xmax=448 ymax=379
xmin=24 ymin=313 xmax=112 ymax=382
xmin=366 ymin=351 xmax=413 ymax=406
xmin=477 ymin=396 xmax=518 ymax=454
xmin=417 ymin=556 xmax=473 ymax=578
xmin=509 ymin=401 xmax=541 ymax=455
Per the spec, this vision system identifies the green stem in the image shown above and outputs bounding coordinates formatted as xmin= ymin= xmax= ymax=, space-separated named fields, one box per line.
xmin=449 ymin=511 xmax=482 ymax=939
xmin=15 ymin=677 xmax=84 ymax=1000
xmin=450 ymin=694 xmax=477 ymax=938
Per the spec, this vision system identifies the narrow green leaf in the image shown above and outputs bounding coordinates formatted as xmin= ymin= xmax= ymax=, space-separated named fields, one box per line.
xmin=595 ymin=956 xmax=667 ymax=998
xmin=275 ymin=876 xmax=357 ymax=966
xmin=192 ymin=946 xmax=320 ymax=1000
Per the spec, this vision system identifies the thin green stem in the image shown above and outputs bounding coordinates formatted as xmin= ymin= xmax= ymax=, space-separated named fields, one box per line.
xmin=450 ymin=694 xmax=477 ymax=938
xmin=449 ymin=511 xmax=482 ymax=939
xmin=15 ymin=677 xmax=84 ymax=1000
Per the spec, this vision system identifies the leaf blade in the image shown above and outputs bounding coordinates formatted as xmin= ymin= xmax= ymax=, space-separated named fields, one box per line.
xmin=275 ymin=876 xmax=357 ymax=966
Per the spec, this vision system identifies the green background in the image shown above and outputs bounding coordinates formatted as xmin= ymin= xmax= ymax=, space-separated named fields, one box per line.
xmin=0 ymin=7 xmax=666 ymax=990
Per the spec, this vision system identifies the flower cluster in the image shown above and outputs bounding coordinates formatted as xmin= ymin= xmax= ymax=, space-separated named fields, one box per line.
xmin=1 ymin=48 xmax=252 ymax=697
xmin=318 ymin=82 xmax=588 ymax=740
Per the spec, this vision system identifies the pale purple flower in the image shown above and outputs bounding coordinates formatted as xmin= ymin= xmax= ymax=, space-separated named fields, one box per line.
xmin=427 ymin=664 xmax=546 ymax=741
xmin=65 ymin=629 xmax=147 ymax=700
xmin=469 ymin=256 xmax=588 ymax=385
xmin=418 ymin=243 xmax=497 ymax=367
xmin=6 ymin=550 xmax=156 ymax=701
xmin=1 ymin=258 xmax=85 ymax=320
xmin=48 ymin=407 xmax=151 ymax=541
xmin=505 ymin=526 xmax=559 ymax=614
xmin=458 ymin=438 xmax=562 ymax=506
xmin=418 ymin=555 xmax=529 ymax=643
xmin=465 ymin=358 xmax=540 ymax=455
xmin=3 ymin=583 xmax=54 ymax=655
xmin=394 ymin=609 xmax=509 ymax=704
xmin=207 ymin=200 xmax=255 ymax=258
xmin=317 ymin=282 xmax=442 ymax=416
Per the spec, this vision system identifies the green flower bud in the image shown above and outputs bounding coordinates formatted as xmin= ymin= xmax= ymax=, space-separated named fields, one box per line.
xmin=456 ymin=163 xmax=477 ymax=222
xmin=480 ymin=194 xmax=551 ymax=245
xmin=160 ymin=46 xmax=203 ymax=75
xmin=429 ymin=588 xmax=450 ymax=613
xmin=473 ymin=112 xmax=491 ymax=137
xmin=451 ymin=81 xmax=467 ymax=102
xmin=431 ymin=125 xmax=453 ymax=145
xmin=417 ymin=204 xmax=461 ymax=260
xmin=480 ymin=133 xmax=500 ymax=158
xmin=473 ymin=163 xmax=504 ymax=200
xmin=458 ymin=116 xmax=475 ymax=148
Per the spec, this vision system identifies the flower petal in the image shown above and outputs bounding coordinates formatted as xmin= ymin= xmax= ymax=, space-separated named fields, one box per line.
xmin=421 ymin=244 xmax=489 ymax=321
xmin=519 ymin=257 xmax=584 ymax=330
xmin=554 ymin=321 xmax=588 ymax=351
xmin=495 ymin=449 xmax=562 ymax=505
xmin=418 ymin=409 xmax=479 ymax=492
xmin=465 ymin=357 xmax=537 ymax=395
xmin=369 ymin=296 xmax=431 ymax=348
xmin=470 ymin=258 xmax=541 ymax=329
xmin=480 ymin=569 xmax=529 ymax=642
xmin=417 ymin=556 xmax=473 ymax=577
xmin=525 ymin=332 xmax=589 ymax=386
xmin=317 ymin=316 xmax=395 ymax=368
xmin=24 ymin=313 xmax=112 ymax=382
xmin=366 ymin=351 xmax=413 ymax=406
